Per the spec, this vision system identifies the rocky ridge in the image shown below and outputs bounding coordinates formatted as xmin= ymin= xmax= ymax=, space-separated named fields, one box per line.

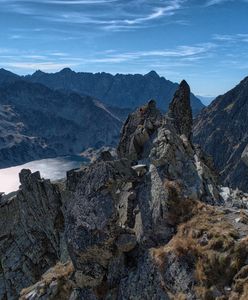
xmin=0 ymin=81 xmax=248 ymax=299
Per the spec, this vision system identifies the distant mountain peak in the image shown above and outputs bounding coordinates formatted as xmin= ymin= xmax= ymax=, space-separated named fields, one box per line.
xmin=0 ymin=68 xmax=20 ymax=84
xmin=0 ymin=68 xmax=18 ymax=76
xmin=60 ymin=67 xmax=74 ymax=74
xmin=145 ymin=70 xmax=160 ymax=78
xmin=32 ymin=70 xmax=46 ymax=77
xmin=33 ymin=69 xmax=45 ymax=74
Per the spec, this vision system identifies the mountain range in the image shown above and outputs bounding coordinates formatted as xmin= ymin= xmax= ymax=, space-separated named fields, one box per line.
xmin=24 ymin=68 xmax=204 ymax=115
xmin=0 ymin=68 xmax=204 ymax=167
xmin=0 ymin=67 xmax=247 ymax=193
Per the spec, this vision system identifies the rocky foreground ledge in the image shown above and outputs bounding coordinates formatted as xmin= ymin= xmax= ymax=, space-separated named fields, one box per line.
xmin=1 ymin=81 xmax=248 ymax=300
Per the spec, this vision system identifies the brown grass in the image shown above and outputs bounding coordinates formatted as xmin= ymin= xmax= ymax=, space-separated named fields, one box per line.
xmin=239 ymin=210 xmax=248 ymax=224
xmin=20 ymin=261 xmax=74 ymax=299
xmin=163 ymin=179 xmax=203 ymax=226
xmin=151 ymin=200 xmax=248 ymax=299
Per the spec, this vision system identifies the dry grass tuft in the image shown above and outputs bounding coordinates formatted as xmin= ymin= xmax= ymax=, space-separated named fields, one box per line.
xmin=20 ymin=261 xmax=74 ymax=299
xmin=164 ymin=179 xmax=204 ymax=226
xmin=152 ymin=200 xmax=248 ymax=299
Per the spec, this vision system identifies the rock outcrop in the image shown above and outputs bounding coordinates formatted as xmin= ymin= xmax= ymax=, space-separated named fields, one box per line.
xmin=117 ymin=99 xmax=163 ymax=160
xmin=64 ymin=81 xmax=224 ymax=299
xmin=0 ymin=170 xmax=65 ymax=299
xmin=193 ymin=76 xmax=248 ymax=192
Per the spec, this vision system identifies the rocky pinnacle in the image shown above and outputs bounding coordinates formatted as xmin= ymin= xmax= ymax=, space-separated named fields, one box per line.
xmin=168 ymin=80 xmax=193 ymax=140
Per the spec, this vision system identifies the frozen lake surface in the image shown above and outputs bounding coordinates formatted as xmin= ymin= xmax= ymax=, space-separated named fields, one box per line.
xmin=0 ymin=156 xmax=87 ymax=194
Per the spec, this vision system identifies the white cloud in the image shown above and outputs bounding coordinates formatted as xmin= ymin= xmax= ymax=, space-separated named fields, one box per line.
xmin=43 ymin=0 xmax=117 ymax=3
xmin=112 ymin=43 xmax=214 ymax=59
xmin=3 ymin=62 xmax=78 ymax=71
xmin=205 ymin=0 xmax=248 ymax=5
xmin=213 ymin=33 xmax=248 ymax=43
xmin=0 ymin=0 xmax=188 ymax=31
xmin=205 ymin=0 xmax=234 ymax=6
xmin=0 ymin=41 xmax=216 ymax=74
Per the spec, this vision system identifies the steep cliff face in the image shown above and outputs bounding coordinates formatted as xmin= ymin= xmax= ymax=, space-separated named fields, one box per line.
xmin=25 ymin=68 xmax=204 ymax=115
xmin=193 ymin=76 xmax=248 ymax=192
xmin=0 ymin=170 xmax=65 ymax=299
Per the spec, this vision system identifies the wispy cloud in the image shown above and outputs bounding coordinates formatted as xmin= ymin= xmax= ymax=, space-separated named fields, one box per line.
xmin=213 ymin=33 xmax=248 ymax=43
xmin=9 ymin=34 xmax=23 ymax=39
xmin=0 ymin=41 xmax=216 ymax=74
xmin=0 ymin=0 xmax=188 ymax=31
xmin=91 ymin=43 xmax=216 ymax=63
xmin=42 ymin=0 xmax=117 ymax=4
xmin=205 ymin=0 xmax=234 ymax=6
xmin=0 ymin=48 xmax=81 ymax=73
xmin=3 ymin=62 xmax=78 ymax=71
xmin=205 ymin=0 xmax=248 ymax=5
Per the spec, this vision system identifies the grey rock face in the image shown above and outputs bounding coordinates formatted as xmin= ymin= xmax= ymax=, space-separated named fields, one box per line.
xmin=168 ymin=80 xmax=193 ymax=140
xmin=160 ymin=252 xmax=196 ymax=299
xmin=117 ymin=99 xmax=163 ymax=160
xmin=0 ymin=169 xmax=65 ymax=299
xmin=65 ymin=159 xmax=138 ymax=289
xmin=117 ymin=253 xmax=170 ymax=300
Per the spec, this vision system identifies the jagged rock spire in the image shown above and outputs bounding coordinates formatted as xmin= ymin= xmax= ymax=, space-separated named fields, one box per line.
xmin=117 ymin=99 xmax=162 ymax=160
xmin=168 ymin=80 xmax=193 ymax=140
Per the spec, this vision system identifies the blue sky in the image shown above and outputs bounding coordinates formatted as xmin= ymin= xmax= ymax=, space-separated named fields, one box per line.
xmin=0 ymin=0 xmax=248 ymax=97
